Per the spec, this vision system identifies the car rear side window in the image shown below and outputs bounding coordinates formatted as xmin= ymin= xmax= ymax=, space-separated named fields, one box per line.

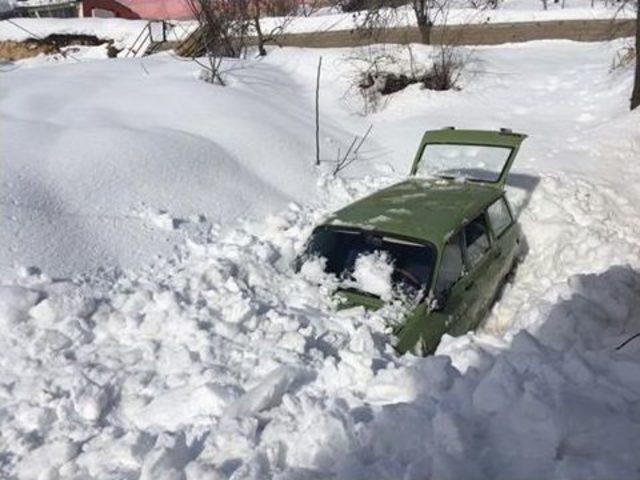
xmin=487 ymin=197 xmax=513 ymax=238
xmin=464 ymin=215 xmax=490 ymax=268
xmin=436 ymin=233 xmax=464 ymax=294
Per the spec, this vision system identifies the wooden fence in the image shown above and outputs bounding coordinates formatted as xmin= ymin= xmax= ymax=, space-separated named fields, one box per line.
xmin=176 ymin=18 xmax=636 ymax=57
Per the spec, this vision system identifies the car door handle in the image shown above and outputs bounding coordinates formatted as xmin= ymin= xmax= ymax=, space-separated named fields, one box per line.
xmin=465 ymin=281 xmax=475 ymax=291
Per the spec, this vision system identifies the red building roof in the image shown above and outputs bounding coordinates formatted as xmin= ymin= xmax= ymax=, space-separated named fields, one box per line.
xmin=118 ymin=0 xmax=193 ymax=19
xmin=83 ymin=0 xmax=194 ymax=20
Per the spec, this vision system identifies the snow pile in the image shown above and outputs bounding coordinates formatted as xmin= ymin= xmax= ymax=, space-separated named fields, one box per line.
xmin=1 ymin=169 xmax=640 ymax=479
xmin=0 ymin=51 xmax=364 ymax=276
xmin=350 ymin=251 xmax=395 ymax=300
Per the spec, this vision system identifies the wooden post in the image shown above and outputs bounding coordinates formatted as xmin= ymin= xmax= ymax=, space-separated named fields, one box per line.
xmin=315 ymin=56 xmax=322 ymax=166
xmin=631 ymin=0 xmax=640 ymax=110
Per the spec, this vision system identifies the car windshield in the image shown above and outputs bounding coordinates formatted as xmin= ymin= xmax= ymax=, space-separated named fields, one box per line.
xmin=304 ymin=228 xmax=436 ymax=296
xmin=415 ymin=144 xmax=513 ymax=182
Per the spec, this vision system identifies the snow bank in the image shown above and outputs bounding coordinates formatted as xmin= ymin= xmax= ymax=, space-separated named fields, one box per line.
xmin=0 ymin=51 xmax=365 ymax=276
xmin=262 ymin=0 xmax=634 ymax=35
xmin=3 ymin=40 xmax=636 ymax=277
xmin=1 ymin=168 xmax=639 ymax=478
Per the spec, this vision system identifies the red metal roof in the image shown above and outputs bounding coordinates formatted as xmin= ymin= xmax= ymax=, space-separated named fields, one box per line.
xmin=117 ymin=0 xmax=193 ymax=20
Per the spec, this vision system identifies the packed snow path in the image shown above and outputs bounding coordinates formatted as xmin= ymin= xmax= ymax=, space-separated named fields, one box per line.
xmin=1 ymin=39 xmax=640 ymax=479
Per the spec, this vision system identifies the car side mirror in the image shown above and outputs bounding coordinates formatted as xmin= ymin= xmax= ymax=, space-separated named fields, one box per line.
xmin=429 ymin=290 xmax=449 ymax=312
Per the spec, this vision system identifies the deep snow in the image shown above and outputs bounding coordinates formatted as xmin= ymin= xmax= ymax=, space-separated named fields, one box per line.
xmin=0 ymin=0 xmax=633 ymax=49
xmin=261 ymin=0 xmax=634 ymax=34
xmin=0 ymin=50 xmax=347 ymax=275
xmin=1 ymin=22 xmax=640 ymax=480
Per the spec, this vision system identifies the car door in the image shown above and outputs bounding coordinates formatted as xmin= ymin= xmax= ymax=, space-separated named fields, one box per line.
xmin=457 ymin=213 xmax=495 ymax=333
xmin=486 ymin=195 xmax=520 ymax=293
xmin=431 ymin=231 xmax=472 ymax=338
xmin=397 ymin=231 xmax=471 ymax=355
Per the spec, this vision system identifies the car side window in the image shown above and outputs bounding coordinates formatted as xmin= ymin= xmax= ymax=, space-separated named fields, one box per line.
xmin=435 ymin=233 xmax=464 ymax=294
xmin=487 ymin=197 xmax=513 ymax=238
xmin=464 ymin=215 xmax=490 ymax=268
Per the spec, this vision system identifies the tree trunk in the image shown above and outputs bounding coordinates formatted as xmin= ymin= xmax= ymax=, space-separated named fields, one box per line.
xmin=631 ymin=1 xmax=640 ymax=110
xmin=253 ymin=0 xmax=267 ymax=56
xmin=413 ymin=0 xmax=431 ymax=45
xmin=254 ymin=16 xmax=267 ymax=56
xmin=418 ymin=23 xmax=432 ymax=44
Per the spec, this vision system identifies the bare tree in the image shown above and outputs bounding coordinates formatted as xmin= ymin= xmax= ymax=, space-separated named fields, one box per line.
xmin=467 ymin=0 xmax=500 ymax=7
xmin=611 ymin=0 xmax=639 ymax=110
xmin=184 ymin=0 xmax=252 ymax=84
xmin=413 ymin=0 xmax=438 ymax=44
xmin=251 ymin=0 xmax=268 ymax=56
xmin=250 ymin=0 xmax=300 ymax=56
xmin=345 ymin=0 xmax=477 ymax=115
xmin=346 ymin=0 xmax=460 ymax=45
xmin=298 ymin=0 xmax=326 ymax=16
xmin=333 ymin=125 xmax=373 ymax=175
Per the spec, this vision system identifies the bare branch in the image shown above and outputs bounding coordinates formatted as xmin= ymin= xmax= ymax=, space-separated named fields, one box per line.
xmin=333 ymin=125 xmax=373 ymax=175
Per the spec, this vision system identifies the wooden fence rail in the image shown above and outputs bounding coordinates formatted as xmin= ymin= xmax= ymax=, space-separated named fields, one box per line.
xmin=176 ymin=18 xmax=636 ymax=57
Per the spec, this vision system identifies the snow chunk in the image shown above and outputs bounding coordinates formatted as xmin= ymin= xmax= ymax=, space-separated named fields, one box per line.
xmin=349 ymin=252 xmax=394 ymax=301
xmin=147 ymin=210 xmax=178 ymax=231
xmin=300 ymin=256 xmax=327 ymax=283
xmin=473 ymin=357 xmax=523 ymax=415
xmin=28 ymin=297 xmax=58 ymax=325
xmin=73 ymin=383 xmax=109 ymax=423
xmin=16 ymin=440 xmax=80 ymax=480
xmin=0 ymin=285 xmax=41 ymax=327
xmin=226 ymin=366 xmax=312 ymax=417
xmin=129 ymin=383 xmax=241 ymax=430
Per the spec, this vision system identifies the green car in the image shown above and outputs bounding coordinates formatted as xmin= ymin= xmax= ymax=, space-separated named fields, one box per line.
xmin=302 ymin=128 xmax=527 ymax=355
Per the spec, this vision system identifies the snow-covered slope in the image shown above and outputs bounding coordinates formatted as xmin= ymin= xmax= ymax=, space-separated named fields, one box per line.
xmin=0 ymin=36 xmax=639 ymax=479
xmin=0 ymin=53 xmax=360 ymax=275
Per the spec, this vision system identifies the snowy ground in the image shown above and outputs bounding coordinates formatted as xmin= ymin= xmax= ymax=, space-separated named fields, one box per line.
xmin=0 ymin=17 xmax=153 ymax=47
xmin=1 ymin=29 xmax=640 ymax=480
xmin=0 ymin=0 xmax=634 ymax=50
xmin=263 ymin=0 xmax=634 ymax=34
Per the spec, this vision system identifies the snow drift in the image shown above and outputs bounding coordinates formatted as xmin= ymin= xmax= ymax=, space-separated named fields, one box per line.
xmin=1 ymin=170 xmax=640 ymax=479
xmin=0 ymin=53 xmax=354 ymax=276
